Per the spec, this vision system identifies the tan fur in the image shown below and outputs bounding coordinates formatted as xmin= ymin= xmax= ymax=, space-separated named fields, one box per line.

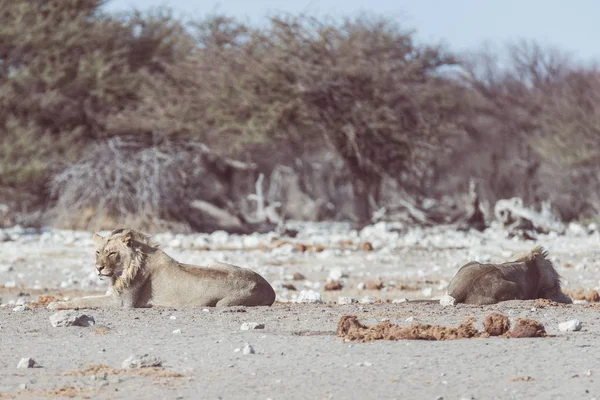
xmin=447 ymin=246 xmax=572 ymax=305
xmin=48 ymin=229 xmax=276 ymax=310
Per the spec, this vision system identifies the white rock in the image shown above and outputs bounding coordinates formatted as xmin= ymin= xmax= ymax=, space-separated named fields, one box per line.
xmin=17 ymin=358 xmax=37 ymax=369
xmin=421 ymin=287 xmax=433 ymax=297
xmin=558 ymin=319 xmax=582 ymax=332
xmin=172 ymin=329 xmax=182 ymax=334
xmin=242 ymin=343 xmax=255 ymax=355
xmin=49 ymin=311 xmax=95 ymax=327
xmin=337 ymin=297 xmax=356 ymax=305
xmin=169 ymin=315 xmax=177 ymax=320
xmin=357 ymin=282 xmax=367 ymax=290
xmin=295 ymin=290 xmax=322 ymax=304
xmin=328 ymin=268 xmax=346 ymax=281
xmin=240 ymin=322 xmax=265 ymax=330
xmin=405 ymin=316 xmax=415 ymax=323
xmin=567 ymin=222 xmax=587 ymax=237
xmin=0 ymin=230 xmax=10 ymax=242
xmin=439 ymin=295 xmax=456 ymax=307
xmin=168 ymin=239 xmax=182 ymax=248
xmin=12 ymin=305 xmax=30 ymax=312
xmin=122 ymin=354 xmax=162 ymax=369
xmin=392 ymin=298 xmax=409 ymax=304
xmin=359 ymin=296 xmax=377 ymax=304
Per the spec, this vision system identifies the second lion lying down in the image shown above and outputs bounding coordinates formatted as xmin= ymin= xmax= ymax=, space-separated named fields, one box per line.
xmin=48 ymin=229 xmax=276 ymax=310
xmin=447 ymin=245 xmax=572 ymax=305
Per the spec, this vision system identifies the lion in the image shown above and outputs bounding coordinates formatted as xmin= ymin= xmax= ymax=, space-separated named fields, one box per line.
xmin=47 ymin=229 xmax=276 ymax=309
xmin=446 ymin=245 xmax=572 ymax=305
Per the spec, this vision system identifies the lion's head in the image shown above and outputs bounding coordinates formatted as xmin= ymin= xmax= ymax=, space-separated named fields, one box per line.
xmin=512 ymin=245 xmax=572 ymax=304
xmin=92 ymin=229 xmax=154 ymax=292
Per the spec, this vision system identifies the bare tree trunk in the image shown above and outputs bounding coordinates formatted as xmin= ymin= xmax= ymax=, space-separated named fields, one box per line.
xmin=352 ymin=176 xmax=379 ymax=224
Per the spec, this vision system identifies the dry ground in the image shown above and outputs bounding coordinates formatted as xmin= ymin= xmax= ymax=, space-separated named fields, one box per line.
xmin=0 ymin=225 xmax=599 ymax=399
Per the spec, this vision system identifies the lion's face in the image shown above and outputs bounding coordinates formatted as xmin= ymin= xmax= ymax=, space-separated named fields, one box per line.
xmin=92 ymin=232 xmax=134 ymax=279
xmin=537 ymin=258 xmax=572 ymax=303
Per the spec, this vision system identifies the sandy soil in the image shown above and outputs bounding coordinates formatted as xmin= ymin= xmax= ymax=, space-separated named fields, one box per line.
xmin=0 ymin=224 xmax=599 ymax=399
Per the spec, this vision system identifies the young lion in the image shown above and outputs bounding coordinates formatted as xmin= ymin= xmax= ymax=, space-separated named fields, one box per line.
xmin=48 ymin=229 xmax=276 ymax=309
xmin=447 ymin=245 xmax=572 ymax=305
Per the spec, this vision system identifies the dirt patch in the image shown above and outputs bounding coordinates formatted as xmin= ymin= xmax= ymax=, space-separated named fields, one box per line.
xmin=324 ymin=281 xmax=343 ymax=291
xmin=63 ymin=364 xmax=184 ymax=378
xmin=292 ymin=272 xmax=305 ymax=281
xmin=563 ymin=289 xmax=600 ymax=302
xmin=535 ymin=298 xmax=562 ymax=308
xmin=483 ymin=313 xmax=511 ymax=336
xmin=6 ymin=386 xmax=98 ymax=399
xmin=338 ymin=313 xmax=547 ymax=342
xmin=272 ymin=240 xmax=325 ymax=253
xmin=510 ymin=376 xmax=534 ymax=382
xmin=367 ymin=281 xmax=384 ymax=290
xmin=361 ymin=242 xmax=374 ymax=251
xmin=29 ymin=295 xmax=61 ymax=308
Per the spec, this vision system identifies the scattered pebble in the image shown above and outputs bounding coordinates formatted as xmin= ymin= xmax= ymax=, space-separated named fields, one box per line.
xmin=49 ymin=311 xmax=95 ymax=327
xmin=359 ymin=296 xmax=377 ymax=304
xmin=12 ymin=305 xmax=30 ymax=312
xmin=172 ymin=329 xmax=182 ymax=334
xmin=558 ymin=319 xmax=582 ymax=332
xmin=240 ymin=322 xmax=265 ymax=331
xmin=295 ymin=290 xmax=322 ymax=304
xmin=392 ymin=298 xmax=409 ymax=304
xmin=17 ymin=358 xmax=37 ymax=369
xmin=169 ymin=315 xmax=177 ymax=320
xmin=337 ymin=296 xmax=356 ymax=305
xmin=122 ymin=354 xmax=162 ymax=369
xmin=242 ymin=344 xmax=255 ymax=355
xmin=439 ymin=295 xmax=456 ymax=307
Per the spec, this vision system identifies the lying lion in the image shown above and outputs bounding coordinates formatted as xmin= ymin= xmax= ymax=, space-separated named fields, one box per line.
xmin=48 ymin=229 xmax=276 ymax=309
xmin=447 ymin=245 xmax=572 ymax=305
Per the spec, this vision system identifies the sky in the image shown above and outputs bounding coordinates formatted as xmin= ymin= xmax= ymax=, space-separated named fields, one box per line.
xmin=104 ymin=0 xmax=600 ymax=62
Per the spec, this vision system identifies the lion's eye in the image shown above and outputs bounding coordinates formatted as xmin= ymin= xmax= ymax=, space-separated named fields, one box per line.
xmin=108 ymin=252 xmax=117 ymax=258
xmin=95 ymin=251 xmax=99 ymax=256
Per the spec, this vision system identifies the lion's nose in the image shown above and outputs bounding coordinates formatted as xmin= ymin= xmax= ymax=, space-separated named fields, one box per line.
xmin=96 ymin=265 xmax=105 ymax=274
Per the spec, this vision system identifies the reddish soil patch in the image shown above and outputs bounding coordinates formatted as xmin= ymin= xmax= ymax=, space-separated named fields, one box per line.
xmin=563 ymin=289 xmax=600 ymax=302
xmin=29 ymin=295 xmax=61 ymax=308
xmin=367 ymin=281 xmax=384 ymax=290
xmin=534 ymin=299 xmax=562 ymax=308
xmin=63 ymin=364 xmax=184 ymax=378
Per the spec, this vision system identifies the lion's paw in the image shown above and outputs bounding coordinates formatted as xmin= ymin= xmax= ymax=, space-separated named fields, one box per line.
xmin=47 ymin=301 xmax=68 ymax=310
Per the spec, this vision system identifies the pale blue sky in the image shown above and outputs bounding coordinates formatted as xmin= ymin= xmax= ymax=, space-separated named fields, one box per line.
xmin=104 ymin=0 xmax=600 ymax=62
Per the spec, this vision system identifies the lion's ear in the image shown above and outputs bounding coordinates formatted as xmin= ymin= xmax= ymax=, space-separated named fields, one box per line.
xmin=122 ymin=230 xmax=134 ymax=247
xmin=92 ymin=233 xmax=104 ymax=246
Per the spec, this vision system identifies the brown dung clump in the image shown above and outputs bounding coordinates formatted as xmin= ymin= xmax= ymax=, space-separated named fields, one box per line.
xmin=337 ymin=315 xmax=482 ymax=342
xmin=337 ymin=313 xmax=547 ymax=342
xmin=508 ymin=318 xmax=546 ymax=338
xmin=483 ymin=313 xmax=511 ymax=336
